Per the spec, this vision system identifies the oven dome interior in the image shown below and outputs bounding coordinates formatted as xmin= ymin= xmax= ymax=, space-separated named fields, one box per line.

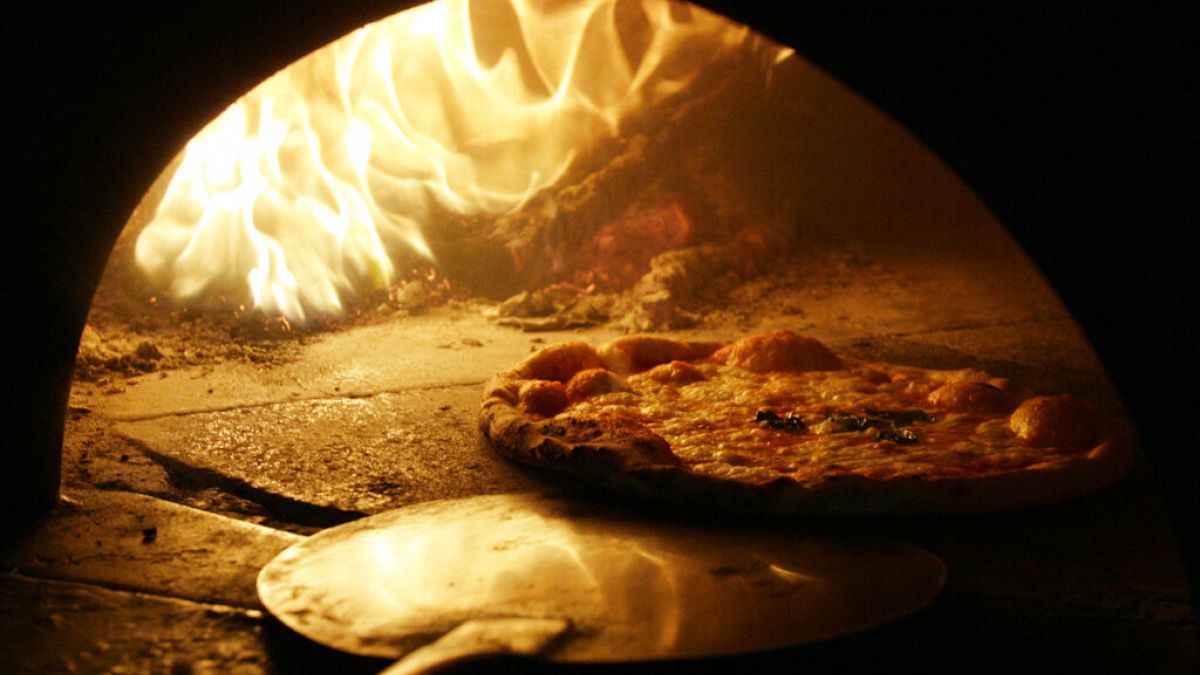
xmin=72 ymin=0 xmax=1128 ymax=528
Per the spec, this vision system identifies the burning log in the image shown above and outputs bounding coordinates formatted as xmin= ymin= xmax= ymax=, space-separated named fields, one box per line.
xmin=425 ymin=36 xmax=789 ymax=298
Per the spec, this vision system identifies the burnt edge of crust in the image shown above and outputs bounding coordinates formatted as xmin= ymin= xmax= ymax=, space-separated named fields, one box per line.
xmin=481 ymin=379 xmax=680 ymax=473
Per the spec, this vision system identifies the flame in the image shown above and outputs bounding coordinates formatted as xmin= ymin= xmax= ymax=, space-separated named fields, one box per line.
xmin=134 ymin=0 xmax=788 ymax=321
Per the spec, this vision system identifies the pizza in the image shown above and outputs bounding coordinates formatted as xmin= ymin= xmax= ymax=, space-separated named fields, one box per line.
xmin=478 ymin=330 xmax=1132 ymax=516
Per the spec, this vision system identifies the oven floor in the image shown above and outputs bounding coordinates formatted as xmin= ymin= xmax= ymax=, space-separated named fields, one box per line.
xmin=4 ymin=243 xmax=1197 ymax=673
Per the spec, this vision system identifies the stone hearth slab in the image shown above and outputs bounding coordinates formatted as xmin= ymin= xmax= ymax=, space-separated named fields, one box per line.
xmin=114 ymin=385 xmax=542 ymax=520
xmin=1 ymin=489 xmax=301 ymax=609
xmin=0 ymin=573 xmax=389 ymax=674
xmin=80 ymin=308 xmax=611 ymax=421
xmin=0 ymin=574 xmax=268 ymax=674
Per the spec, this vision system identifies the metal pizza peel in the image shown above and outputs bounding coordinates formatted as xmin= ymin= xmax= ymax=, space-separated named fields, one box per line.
xmin=258 ymin=493 xmax=945 ymax=673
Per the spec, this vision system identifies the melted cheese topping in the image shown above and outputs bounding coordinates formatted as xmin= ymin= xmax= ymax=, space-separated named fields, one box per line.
xmin=567 ymin=362 xmax=1077 ymax=483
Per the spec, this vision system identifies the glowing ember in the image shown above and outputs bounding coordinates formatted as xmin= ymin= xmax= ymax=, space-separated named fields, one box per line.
xmin=571 ymin=196 xmax=694 ymax=289
xmin=134 ymin=0 xmax=790 ymax=321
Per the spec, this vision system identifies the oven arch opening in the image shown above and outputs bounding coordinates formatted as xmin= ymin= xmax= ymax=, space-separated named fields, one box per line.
xmin=0 ymin=0 xmax=1161 ymax=535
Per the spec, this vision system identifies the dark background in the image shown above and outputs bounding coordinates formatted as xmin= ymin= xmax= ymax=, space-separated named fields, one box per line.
xmin=3 ymin=0 xmax=1195 ymax=600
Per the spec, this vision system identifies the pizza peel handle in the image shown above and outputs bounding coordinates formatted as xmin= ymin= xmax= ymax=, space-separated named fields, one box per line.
xmin=378 ymin=617 xmax=571 ymax=675
xmin=257 ymin=493 xmax=946 ymax=669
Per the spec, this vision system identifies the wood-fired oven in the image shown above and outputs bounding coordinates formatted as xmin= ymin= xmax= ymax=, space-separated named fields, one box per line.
xmin=2 ymin=1 xmax=1195 ymax=672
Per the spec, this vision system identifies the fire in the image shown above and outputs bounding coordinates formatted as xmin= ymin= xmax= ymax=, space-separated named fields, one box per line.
xmin=134 ymin=0 xmax=791 ymax=321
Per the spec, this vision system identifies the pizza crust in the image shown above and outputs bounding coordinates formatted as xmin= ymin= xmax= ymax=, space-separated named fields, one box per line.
xmin=479 ymin=332 xmax=1133 ymax=517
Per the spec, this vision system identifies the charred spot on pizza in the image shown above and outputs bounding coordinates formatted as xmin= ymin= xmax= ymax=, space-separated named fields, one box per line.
xmin=814 ymin=409 xmax=935 ymax=444
xmin=867 ymin=409 xmax=937 ymax=425
xmin=523 ymin=413 xmax=680 ymax=471
xmin=874 ymin=428 xmax=920 ymax=445
xmin=753 ymin=408 xmax=933 ymax=443
xmin=821 ymin=410 xmax=933 ymax=432
xmin=755 ymin=409 xmax=808 ymax=432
